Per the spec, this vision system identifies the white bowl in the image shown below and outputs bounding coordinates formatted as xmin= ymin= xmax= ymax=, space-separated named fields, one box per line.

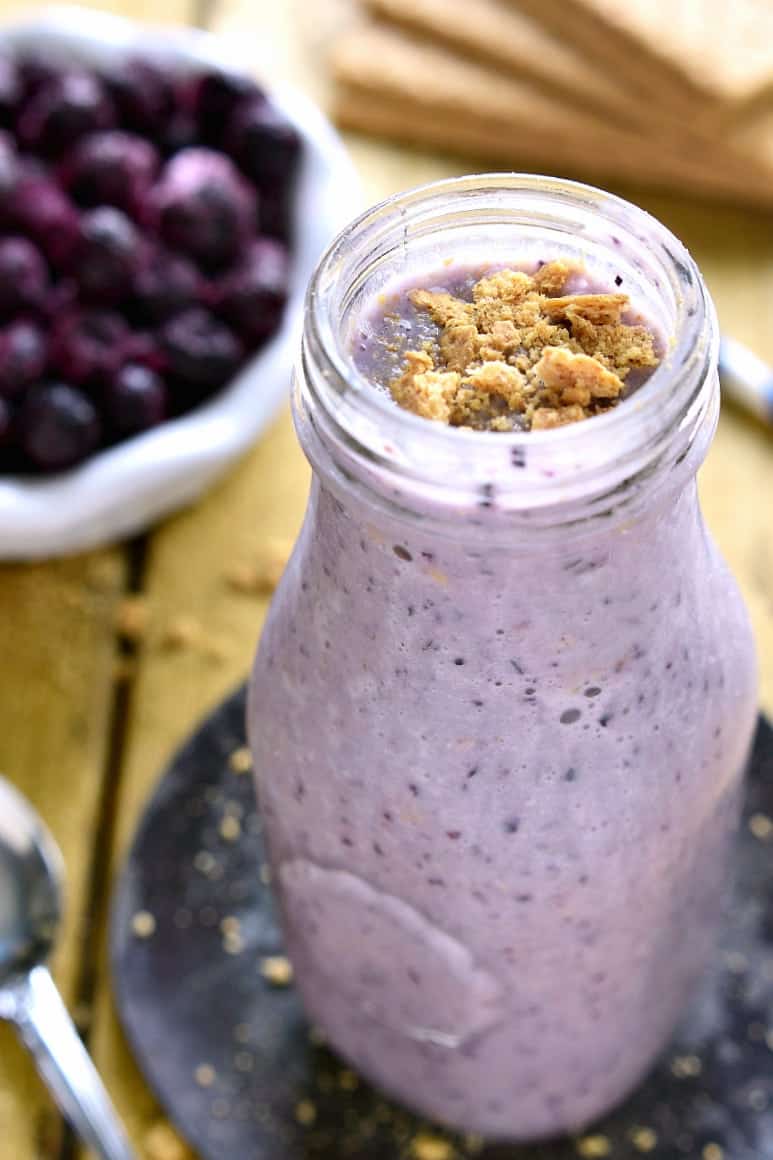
xmin=0 ymin=6 xmax=360 ymax=559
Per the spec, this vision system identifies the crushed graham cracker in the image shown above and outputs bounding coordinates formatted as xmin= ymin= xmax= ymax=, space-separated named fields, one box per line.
xmin=389 ymin=260 xmax=659 ymax=431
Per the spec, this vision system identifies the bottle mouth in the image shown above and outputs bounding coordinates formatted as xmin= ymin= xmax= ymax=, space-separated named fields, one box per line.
xmin=299 ymin=174 xmax=718 ymax=529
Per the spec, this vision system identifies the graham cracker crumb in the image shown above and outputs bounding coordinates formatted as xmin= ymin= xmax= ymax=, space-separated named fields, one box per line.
xmin=224 ymin=538 xmax=293 ymax=596
xmin=219 ymin=814 xmax=241 ymax=842
xmin=160 ymin=615 xmax=201 ymax=650
xmin=390 ymin=264 xmax=658 ymax=432
xmin=144 ymin=1120 xmax=195 ymax=1160
xmin=575 ymin=1136 xmax=612 ymax=1158
xmin=194 ymin=1063 xmax=216 ymax=1088
xmin=410 ymin=1133 xmax=456 ymax=1160
xmin=671 ymin=1053 xmax=703 ymax=1078
xmin=630 ymin=1126 xmax=658 ymax=1152
xmin=229 ymin=746 xmax=252 ymax=774
xmin=295 ymin=1099 xmax=317 ymax=1127
xmin=116 ymin=596 xmax=149 ymax=642
xmin=749 ymin=812 xmax=773 ymax=840
xmin=131 ymin=910 xmax=156 ymax=939
xmin=260 ymin=955 xmax=294 ymax=986
xmin=703 ymin=1146 xmax=724 ymax=1160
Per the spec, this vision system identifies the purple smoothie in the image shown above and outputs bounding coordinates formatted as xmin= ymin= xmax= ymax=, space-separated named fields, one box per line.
xmin=248 ymin=180 xmax=758 ymax=1141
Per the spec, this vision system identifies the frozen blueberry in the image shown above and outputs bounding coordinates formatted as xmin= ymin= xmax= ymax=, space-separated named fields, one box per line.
xmin=227 ymin=98 xmax=301 ymax=188
xmin=18 ymin=58 xmax=59 ymax=100
xmin=0 ymin=54 xmax=21 ymax=128
xmin=0 ymin=320 xmax=47 ymax=399
xmin=50 ymin=310 xmax=128 ymax=386
xmin=17 ymin=70 xmax=115 ymax=156
xmin=61 ymin=130 xmax=160 ymax=218
xmin=215 ymin=237 xmax=289 ymax=346
xmin=192 ymin=70 xmax=263 ymax=143
xmin=151 ymin=147 xmax=257 ymax=271
xmin=11 ymin=176 xmax=80 ymax=268
xmin=106 ymin=58 xmax=174 ymax=138
xmin=74 ymin=207 xmax=140 ymax=302
xmin=158 ymin=109 xmax=197 ymax=158
xmin=105 ymin=362 xmax=166 ymax=436
xmin=0 ymin=237 xmax=48 ymax=317
xmin=161 ymin=306 xmax=243 ymax=390
xmin=131 ymin=245 xmax=201 ymax=323
xmin=18 ymin=382 xmax=101 ymax=470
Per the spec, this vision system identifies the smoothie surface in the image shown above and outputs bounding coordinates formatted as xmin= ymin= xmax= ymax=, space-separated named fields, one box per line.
xmin=352 ymin=260 xmax=661 ymax=431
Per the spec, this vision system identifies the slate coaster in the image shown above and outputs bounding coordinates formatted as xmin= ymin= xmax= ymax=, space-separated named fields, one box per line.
xmin=111 ymin=688 xmax=773 ymax=1160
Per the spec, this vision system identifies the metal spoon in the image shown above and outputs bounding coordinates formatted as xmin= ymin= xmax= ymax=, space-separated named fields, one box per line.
xmin=719 ymin=336 xmax=773 ymax=426
xmin=0 ymin=776 xmax=135 ymax=1160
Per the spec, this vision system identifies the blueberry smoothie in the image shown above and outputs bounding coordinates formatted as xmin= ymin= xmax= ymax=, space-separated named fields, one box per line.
xmin=248 ymin=177 xmax=758 ymax=1140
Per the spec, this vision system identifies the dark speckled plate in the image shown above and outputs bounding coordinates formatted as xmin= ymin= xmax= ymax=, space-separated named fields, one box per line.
xmin=111 ymin=689 xmax=773 ymax=1160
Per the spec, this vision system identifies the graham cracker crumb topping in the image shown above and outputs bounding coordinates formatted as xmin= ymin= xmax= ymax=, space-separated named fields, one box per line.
xmin=389 ymin=261 xmax=659 ymax=431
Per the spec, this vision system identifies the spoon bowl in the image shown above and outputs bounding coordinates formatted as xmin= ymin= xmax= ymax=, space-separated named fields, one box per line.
xmin=0 ymin=774 xmax=135 ymax=1159
xmin=0 ymin=779 xmax=62 ymax=986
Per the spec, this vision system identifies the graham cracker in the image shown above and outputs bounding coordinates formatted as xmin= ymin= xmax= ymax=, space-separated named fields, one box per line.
xmin=363 ymin=0 xmax=650 ymax=130
xmin=332 ymin=24 xmax=773 ymax=209
xmin=509 ymin=0 xmax=773 ymax=123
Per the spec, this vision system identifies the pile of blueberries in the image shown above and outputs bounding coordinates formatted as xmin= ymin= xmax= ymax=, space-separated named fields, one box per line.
xmin=0 ymin=53 xmax=300 ymax=473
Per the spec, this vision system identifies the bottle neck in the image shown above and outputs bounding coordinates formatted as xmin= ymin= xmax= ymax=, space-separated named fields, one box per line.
xmin=296 ymin=175 xmax=718 ymax=547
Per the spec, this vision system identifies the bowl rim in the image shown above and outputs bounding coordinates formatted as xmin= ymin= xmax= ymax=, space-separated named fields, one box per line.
xmin=0 ymin=4 xmax=361 ymax=557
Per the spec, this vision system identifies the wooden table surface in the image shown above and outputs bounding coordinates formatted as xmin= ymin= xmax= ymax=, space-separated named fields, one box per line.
xmin=0 ymin=0 xmax=771 ymax=1156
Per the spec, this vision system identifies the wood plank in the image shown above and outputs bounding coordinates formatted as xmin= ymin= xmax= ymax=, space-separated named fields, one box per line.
xmin=87 ymin=412 xmax=309 ymax=1152
xmin=0 ymin=549 xmax=127 ymax=1160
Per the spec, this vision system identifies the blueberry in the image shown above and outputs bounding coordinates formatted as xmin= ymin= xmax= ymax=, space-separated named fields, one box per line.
xmin=131 ymin=246 xmax=201 ymax=323
xmin=11 ymin=176 xmax=80 ymax=268
xmin=0 ymin=395 xmax=10 ymax=446
xmin=18 ymin=382 xmax=101 ymax=471
xmin=61 ymin=130 xmax=159 ymax=218
xmin=105 ymin=58 xmax=174 ymax=138
xmin=105 ymin=362 xmax=166 ymax=436
xmin=158 ymin=109 xmax=197 ymax=158
xmin=74 ymin=207 xmax=140 ymax=302
xmin=0 ymin=320 xmax=47 ymax=399
xmin=50 ymin=310 xmax=129 ymax=386
xmin=151 ymin=147 xmax=257 ymax=271
xmin=193 ymin=70 xmax=263 ymax=144
xmin=227 ymin=98 xmax=300 ymax=188
xmin=18 ymin=58 xmax=59 ymax=101
xmin=161 ymin=306 xmax=243 ymax=391
xmin=0 ymin=237 xmax=48 ymax=317
xmin=0 ymin=54 xmax=21 ymax=128
xmin=16 ymin=70 xmax=115 ymax=156
xmin=214 ymin=237 xmax=289 ymax=346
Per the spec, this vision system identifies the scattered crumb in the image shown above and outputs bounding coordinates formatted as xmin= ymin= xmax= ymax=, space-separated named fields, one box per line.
xmin=388 ymin=261 xmax=658 ymax=431
xmin=575 ymin=1135 xmax=612 ymax=1158
xmin=295 ymin=1099 xmax=317 ymax=1126
xmin=143 ymin=1119 xmax=195 ymax=1160
xmin=630 ymin=1126 xmax=658 ymax=1152
xmin=703 ymin=1145 xmax=724 ymax=1160
xmin=160 ymin=615 xmax=202 ymax=651
xmin=259 ymin=862 xmax=272 ymax=886
xmin=194 ymin=1063 xmax=216 ymax=1088
xmin=221 ymin=916 xmax=241 ymax=936
xmin=223 ymin=930 xmax=245 ymax=955
xmin=131 ymin=911 xmax=156 ymax=939
xmin=224 ymin=538 xmax=293 ymax=595
xmin=260 ymin=955 xmax=294 ymax=986
xmin=749 ymin=812 xmax=773 ymax=840
xmin=219 ymin=814 xmax=241 ymax=842
xmin=229 ymin=746 xmax=253 ymax=774
xmin=338 ymin=1069 xmax=359 ymax=1091
xmin=410 ymin=1133 xmax=455 ymax=1160
xmin=671 ymin=1053 xmax=703 ymax=1078
xmin=193 ymin=850 xmax=218 ymax=877
xmin=116 ymin=596 xmax=149 ymax=642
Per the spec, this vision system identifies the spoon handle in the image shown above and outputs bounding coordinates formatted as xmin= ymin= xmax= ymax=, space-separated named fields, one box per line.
xmin=10 ymin=965 xmax=135 ymax=1160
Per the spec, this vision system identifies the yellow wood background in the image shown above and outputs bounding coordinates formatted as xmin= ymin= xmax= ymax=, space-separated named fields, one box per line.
xmin=0 ymin=0 xmax=770 ymax=1156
